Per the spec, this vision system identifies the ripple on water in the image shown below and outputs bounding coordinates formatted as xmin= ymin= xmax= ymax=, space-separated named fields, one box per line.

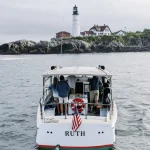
xmin=1 ymin=53 xmax=150 ymax=150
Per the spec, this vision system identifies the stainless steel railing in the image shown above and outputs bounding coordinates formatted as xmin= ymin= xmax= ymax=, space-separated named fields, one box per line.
xmin=39 ymin=100 xmax=112 ymax=120
xmin=39 ymin=87 xmax=113 ymax=120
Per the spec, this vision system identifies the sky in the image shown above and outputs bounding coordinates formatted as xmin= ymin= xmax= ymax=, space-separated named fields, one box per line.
xmin=0 ymin=0 xmax=150 ymax=44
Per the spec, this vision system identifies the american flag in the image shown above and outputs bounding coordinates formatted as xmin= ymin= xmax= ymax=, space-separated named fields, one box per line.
xmin=72 ymin=105 xmax=82 ymax=132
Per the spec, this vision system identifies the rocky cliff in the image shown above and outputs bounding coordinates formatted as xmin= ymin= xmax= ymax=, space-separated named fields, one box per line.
xmin=1 ymin=30 xmax=150 ymax=54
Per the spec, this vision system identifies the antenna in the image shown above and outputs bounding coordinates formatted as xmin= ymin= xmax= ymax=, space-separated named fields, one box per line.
xmin=60 ymin=17 xmax=64 ymax=54
xmin=61 ymin=31 xmax=63 ymax=54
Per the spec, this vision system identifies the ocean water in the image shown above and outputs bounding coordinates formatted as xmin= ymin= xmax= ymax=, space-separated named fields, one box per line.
xmin=0 ymin=53 xmax=150 ymax=150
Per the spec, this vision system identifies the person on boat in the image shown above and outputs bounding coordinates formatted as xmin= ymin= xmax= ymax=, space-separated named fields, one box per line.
xmin=57 ymin=75 xmax=70 ymax=116
xmin=89 ymin=76 xmax=102 ymax=112
xmin=48 ymin=77 xmax=60 ymax=115
xmin=101 ymin=77 xmax=110 ymax=106
xmin=67 ymin=75 xmax=76 ymax=94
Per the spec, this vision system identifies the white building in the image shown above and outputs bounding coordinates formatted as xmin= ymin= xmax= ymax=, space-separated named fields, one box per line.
xmin=72 ymin=5 xmax=80 ymax=37
xmin=89 ymin=24 xmax=112 ymax=36
xmin=80 ymin=31 xmax=94 ymax=37
xmin=113 ymin=30 xmax=127 ymax=36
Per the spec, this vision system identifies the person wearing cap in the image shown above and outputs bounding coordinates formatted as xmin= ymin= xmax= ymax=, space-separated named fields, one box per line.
xmin=57 ymin=75 xmax=70 ymax=116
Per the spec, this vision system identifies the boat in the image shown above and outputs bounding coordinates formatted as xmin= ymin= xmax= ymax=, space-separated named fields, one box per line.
xmin=36 ymin=65 xmax=117 ymax=150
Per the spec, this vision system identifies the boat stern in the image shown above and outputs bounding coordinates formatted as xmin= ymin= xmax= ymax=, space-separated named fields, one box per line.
xmin=36 ymin=118 xmax=114 ymax=150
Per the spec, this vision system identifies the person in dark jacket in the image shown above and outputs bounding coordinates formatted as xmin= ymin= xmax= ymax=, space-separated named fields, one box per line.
xmin=57 ymin=75 xmax=69 ymax=116
xmin=102 ymin=77 xmax=110 ymax=105
xmin=89 ymin=76 xmax=102 ymax=112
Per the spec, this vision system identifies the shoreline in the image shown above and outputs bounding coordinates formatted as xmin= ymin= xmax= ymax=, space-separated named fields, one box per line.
xmin=1 ymin=32 xmax=150 ymax=54
xmin=1 ymin=50 xmax=150 ymax=55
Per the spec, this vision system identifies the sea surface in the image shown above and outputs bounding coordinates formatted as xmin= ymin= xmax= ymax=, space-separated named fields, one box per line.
xmin=0 ymin=53 xmax=150 ymax=150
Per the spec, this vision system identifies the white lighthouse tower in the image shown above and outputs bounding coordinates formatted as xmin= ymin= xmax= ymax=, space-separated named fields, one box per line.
xmin=72 ymin=5 xmax=80 ymax=37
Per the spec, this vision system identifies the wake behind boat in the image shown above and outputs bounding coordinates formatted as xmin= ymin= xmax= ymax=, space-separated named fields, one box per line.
xmin=36 ymin=66 xmax=117 ymax=150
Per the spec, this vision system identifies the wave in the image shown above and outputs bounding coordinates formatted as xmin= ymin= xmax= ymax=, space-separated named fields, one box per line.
xmin=0 ymin=57 xmax=30 ymax=61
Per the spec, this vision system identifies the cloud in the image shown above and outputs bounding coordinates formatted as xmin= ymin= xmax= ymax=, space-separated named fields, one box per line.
xmin=0 ymin=0 xmax=150 ymax=44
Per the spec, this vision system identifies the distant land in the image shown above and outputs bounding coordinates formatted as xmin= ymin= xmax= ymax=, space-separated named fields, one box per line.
xmin=0 ymin=29 xmax=150 ymax=54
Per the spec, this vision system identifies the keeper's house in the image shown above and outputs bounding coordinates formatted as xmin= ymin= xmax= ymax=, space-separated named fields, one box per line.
xmin=113 ymin=30 xmax=127 ymax=36
xmin=80 ymin=24 xmax=112 ymax=37
xmin=89 ymin=24 xmax=112 ymax=36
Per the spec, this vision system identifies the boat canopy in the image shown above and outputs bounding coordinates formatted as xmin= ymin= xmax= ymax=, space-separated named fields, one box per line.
xmin=43 ymin=66 xmax=112 ymax=77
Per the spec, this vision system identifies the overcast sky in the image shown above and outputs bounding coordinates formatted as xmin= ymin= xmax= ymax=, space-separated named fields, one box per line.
xmin=0 ymin=0 xmax=150 ymax=44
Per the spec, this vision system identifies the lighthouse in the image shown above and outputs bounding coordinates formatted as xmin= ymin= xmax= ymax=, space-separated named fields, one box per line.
xmin=72 ymin=5 xmax=80 ymax=37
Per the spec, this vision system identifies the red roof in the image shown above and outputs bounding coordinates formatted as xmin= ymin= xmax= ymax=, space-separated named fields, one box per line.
xmin=56 ymin=31 xmax=71 ymax=35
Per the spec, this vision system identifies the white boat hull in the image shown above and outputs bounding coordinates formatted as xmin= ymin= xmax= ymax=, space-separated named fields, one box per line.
xmin=36 ymin=102 xmax=117 ymax=150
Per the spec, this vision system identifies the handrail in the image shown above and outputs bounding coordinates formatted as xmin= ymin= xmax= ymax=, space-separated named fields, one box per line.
xmin=39 ymin=87 xmax=113 ymax=121
xmin=39 ymin=98 xmax=43 ymax=119
xmin=41 ymin=102 xmax=111 ymax=106
xmin=39 ymin=100 xmax=112 ymax=121
xmin=41 ymin=88 xmax=51 ymax=104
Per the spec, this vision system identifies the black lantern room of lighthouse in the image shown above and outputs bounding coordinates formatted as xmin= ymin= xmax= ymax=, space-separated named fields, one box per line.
xmin=73 ymin=5 xmax=79 ymax=15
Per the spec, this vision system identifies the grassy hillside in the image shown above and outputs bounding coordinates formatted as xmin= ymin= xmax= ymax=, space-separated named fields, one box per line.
xmin=71 ymin=29 xmax=150 ymax=46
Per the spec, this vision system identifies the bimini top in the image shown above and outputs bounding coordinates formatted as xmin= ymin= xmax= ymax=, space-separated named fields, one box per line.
xmin=43 ymin=66 xmax=112 ymax=77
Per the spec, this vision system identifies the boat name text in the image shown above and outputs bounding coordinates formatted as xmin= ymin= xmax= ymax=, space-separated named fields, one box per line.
xmin=65 ymin=131 xmax=85 ymax=136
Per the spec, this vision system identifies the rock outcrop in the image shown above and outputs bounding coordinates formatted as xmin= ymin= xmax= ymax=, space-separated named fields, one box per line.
xmin=1 ymin=31 xmax=150 ymax=54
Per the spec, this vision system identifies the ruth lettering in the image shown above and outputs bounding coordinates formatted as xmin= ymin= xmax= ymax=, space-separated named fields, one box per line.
xmin=65 ymin=131 xmax=85 ymax=136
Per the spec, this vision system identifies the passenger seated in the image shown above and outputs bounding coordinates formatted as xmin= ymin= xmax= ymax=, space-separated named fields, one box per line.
xmin=89 ymin=76 xmax=102 ymax=113
xmin=48 ymin=77 xmax=60 ymax=115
